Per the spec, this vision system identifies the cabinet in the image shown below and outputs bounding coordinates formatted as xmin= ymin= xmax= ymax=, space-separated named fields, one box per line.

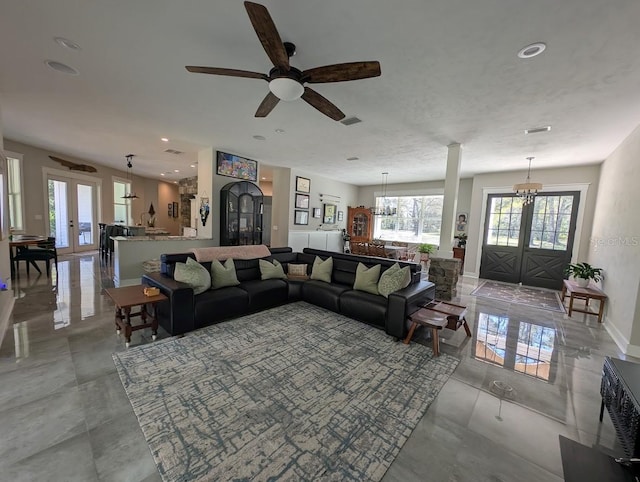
xmin=453 ymin=247 xmax=465 ymax=274
xmin=220 ymin=181 xmax=263 ymax=246
xmin=347 ymin=206 xmax=373 ymax=243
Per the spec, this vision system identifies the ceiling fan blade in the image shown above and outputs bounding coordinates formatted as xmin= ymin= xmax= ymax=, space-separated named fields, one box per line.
xmin=185 ymin=66 xmax=268 ymax=81
xmin=255 ymin=92 xmax=280 ymax=117
xmin=302 ymin=61 xmax=381 ymax=83
xmin=244 ymin=2 xmax=289 ymax=71
xmin=301 ymin=87 xmax=345 ymax=121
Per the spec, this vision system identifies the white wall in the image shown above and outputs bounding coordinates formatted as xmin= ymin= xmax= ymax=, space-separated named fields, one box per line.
xmin=590 ymin=124 xmax=640 ymax=354
xmin=464 ymin=165 xmax=600 ymax=277
xmin=0 ymin=104 xmax=15 ymax=345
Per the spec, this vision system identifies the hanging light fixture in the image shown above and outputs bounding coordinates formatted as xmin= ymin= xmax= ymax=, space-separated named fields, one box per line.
xmin=370 ymin=172 xmax=397 ymax=216
xmin=122 ymin=154 xmax=138 ymax=199
xmin=513 ymin=156 xmax=542 ymax=205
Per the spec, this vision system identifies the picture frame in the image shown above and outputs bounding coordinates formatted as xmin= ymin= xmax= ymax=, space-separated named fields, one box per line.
xmin=323 ymin=203 xmax=337 ymax=224
xmin=168 ymin=203 xmax=173 ymax=217
xmin=296 ymin=176 xmax=310 ymax=193
xmin=295 ymin=193 xmax=310 ymax=209
xmin=456 ymin=212 xmax=468 ymax=233
xmin=294 ymin=210 xmax=309 ymax=225
xmin=337 ymin=211 xmax=344 ymax=221
xmin=173 ymin=202 xmax=179 ymax=218
xmin=216 ymin=151 xmax=258 ymax=182
xmin=312 ymin=207 xmax=321 ymax=218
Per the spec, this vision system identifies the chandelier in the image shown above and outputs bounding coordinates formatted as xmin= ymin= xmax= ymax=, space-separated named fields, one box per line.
xmin=513 ymin=156 xmax=542 ymax=205
xmin=122 ymin=154 xmax=138 ymax=199
xmin=370 ymin=172 xmax=397 ymax=216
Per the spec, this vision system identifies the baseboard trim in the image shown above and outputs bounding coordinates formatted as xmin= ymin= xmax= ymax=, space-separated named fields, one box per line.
xmin=604 ymin=317 xmax=640 ymax=356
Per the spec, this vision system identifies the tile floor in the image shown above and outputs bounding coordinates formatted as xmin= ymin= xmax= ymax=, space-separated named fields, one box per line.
xmin=0 ymin=252 xmax=633 ymax=481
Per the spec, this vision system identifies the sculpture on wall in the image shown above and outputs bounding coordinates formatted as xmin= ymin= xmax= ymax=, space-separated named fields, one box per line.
xmin=200 ymin=197 xmax=210 ymax=226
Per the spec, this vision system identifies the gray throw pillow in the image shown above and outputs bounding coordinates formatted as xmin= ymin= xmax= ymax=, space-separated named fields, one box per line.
xmin=174 ymin=257 xmax=211 ymax=295
xmin=378 ymin=263 xmax=411 ymax=298
xmin=353 ymin=262 xmax=381 ymax=295
xmin=310 ymin=256 xmax=333 ymax=283
xmin=259 ymin=259 xmax=287 ymax=280
xmin=210 ymin=258 xmax=240 ymax=289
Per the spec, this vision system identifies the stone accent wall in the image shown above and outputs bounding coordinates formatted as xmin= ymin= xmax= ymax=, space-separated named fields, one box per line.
xmin=428 ymin=257 xmax=461 ymax=300
xmin=178 ymin=177 xmax=198 ymax=229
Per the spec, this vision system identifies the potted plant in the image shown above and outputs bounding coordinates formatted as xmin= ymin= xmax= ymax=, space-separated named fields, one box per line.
xmin=564 ymin=262 xmax=603 ymax=288
xmin=416 ymin=243 xmax=436 ymax=262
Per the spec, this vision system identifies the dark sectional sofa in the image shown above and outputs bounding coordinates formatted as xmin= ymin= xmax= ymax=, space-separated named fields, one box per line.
xmin=142 ymin=247 xmax=436 ymax=339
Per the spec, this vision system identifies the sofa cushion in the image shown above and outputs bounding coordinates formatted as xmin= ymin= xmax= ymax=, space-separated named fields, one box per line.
xmin=302 ymin=280 xmax=348 ymax=313
xmin=378 ymin=263 xmax=411 ymax=298
xmin=173 ymin=257 xmax=211 ymax=295
xmin=287 ymin=263 xmax=308 ymax=277
xmin=259 ymin=259 xmax=287 ymax=280
xmin=340 ymin=290 xmax=388 ymax=328
xmin=310 ymin=256 xmax=333 ymax=283
xmin=210 ymin=258 xmax=240 ymax=289
xmin=193 ymin=287 xmax=249 ymax=327
xmin=353 ymin=262 xmax=381 ymax=295
xmin=239 ymin=279 xmax=288 ymax=311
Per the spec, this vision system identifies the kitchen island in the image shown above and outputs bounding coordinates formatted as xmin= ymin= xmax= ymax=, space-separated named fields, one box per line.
xmin=112 ymin=235 xmax=214 ymax=286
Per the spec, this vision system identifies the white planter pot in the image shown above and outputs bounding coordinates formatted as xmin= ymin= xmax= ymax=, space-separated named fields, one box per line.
xmin=574 ymin=277 xmax=589 ymax=288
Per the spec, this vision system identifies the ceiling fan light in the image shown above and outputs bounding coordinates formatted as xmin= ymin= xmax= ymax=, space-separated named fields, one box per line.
xmin=269 ymin=77 xmax=304 ymax=101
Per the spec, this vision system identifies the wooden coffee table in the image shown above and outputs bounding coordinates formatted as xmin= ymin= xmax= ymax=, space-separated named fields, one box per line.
xmin=103 ymin=285 xmax=167 ymax=347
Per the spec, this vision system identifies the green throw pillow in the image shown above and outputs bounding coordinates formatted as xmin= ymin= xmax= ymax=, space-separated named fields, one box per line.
xmin=378 ymin=263 xmax=411 ymax=298
xmin=353 ymin=262 xmax=381 ymax=295
xmin=210 ymin=258 xmax=240 ymax=289
xmin=259 ymin=259 xmax=287 ymax=280
xmin=174 ymin=257 xmax=211 ymax=295
xmin=310 ymin=256 xmax=333 ymax=283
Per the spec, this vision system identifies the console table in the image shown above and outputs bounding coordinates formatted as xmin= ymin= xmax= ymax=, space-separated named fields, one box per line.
xmin=600 ymin=357 xmax=640 ymax=456
xmin=559 ymin=435 xmax=638 ymax=482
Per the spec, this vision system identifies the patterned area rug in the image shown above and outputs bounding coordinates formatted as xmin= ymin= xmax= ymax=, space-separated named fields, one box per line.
xmin=113 ymin=302 xmax=458 ymax=481
xmin=470 ymin=280 xmax=566 ymax=312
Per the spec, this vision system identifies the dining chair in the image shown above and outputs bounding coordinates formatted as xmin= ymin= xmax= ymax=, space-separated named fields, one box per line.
xmin=13 ymin=237 xmax=58 ymax=277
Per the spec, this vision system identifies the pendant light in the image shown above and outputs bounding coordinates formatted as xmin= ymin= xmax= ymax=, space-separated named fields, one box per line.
xmin=122 ymin=154 xmax=138 ymax=199
xmin=513 ymin=156 xmax=542 ymax=205
xmin=370 ymin=172 xmax=397 ymax=216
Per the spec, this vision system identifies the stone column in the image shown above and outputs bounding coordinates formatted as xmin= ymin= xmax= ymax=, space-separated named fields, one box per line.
xmin=428 ymin=257 xmax=461 ymax=300
xmin=437 ymin=143 xmax=462 ymax=259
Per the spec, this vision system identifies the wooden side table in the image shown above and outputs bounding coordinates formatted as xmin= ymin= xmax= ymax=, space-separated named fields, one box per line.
xmin=561 ymin=279 xmax=607 ymax=323
xmin=403 ymin=309 xmax=448 ymax=356
xmin=103 ymin=285 xmax=167 ymax=347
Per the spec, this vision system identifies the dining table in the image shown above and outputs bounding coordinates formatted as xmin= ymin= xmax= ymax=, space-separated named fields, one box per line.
xmin=9 ymin=235 xmax=49 ymax=277
xmin=384 ymin=245 xmax=408 ymax=260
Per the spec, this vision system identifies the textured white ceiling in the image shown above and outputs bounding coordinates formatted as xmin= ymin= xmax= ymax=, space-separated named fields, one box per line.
xmin=1 ymin=0 xmax=639 ymax=186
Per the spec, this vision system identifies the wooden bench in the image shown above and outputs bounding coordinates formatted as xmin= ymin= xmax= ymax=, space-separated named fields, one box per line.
xmin=561 ymin=279 xmax=607 ymax=323
xmin=403 ymin=300 xmax=471 ymax=356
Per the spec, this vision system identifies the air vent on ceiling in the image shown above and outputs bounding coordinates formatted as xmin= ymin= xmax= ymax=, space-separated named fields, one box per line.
xmin=164 ymin=148 xmax=184 ymax=155
xmin=524 ymin=126 xmax=551 ymax=135
xmin=341 ymin=116 xmax=362 ymax=126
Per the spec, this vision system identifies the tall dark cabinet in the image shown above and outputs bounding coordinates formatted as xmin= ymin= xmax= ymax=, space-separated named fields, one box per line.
xmin=220 ymin=181 xmax=264 ymax=246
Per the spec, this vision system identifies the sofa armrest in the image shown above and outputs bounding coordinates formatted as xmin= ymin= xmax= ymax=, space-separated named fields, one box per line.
xmin=142 ymin=272 xmax=196 ymax=336
xmin=386 ymin=280 xmax=436 ymax=338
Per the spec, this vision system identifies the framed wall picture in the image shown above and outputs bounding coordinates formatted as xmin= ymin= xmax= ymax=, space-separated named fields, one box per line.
xmin=168 ymin=203 xmax=173 ymax=217
xmin=295 ymin=193 xmax=309 ymax=209
xmin=173 ymin=202 xmax=179 ymax=218
xmin=323 ymin=203 xmax=337 ymax=224
xmin=312 ymin=207 xmax=321 ymax=218
xmin=294 ymin=210 xmax=309 ymax=225
xmin=456 ymin=212 xmax=468 ymax=234
xmin=337 ymin=211 xmax=344 ymax=221
xmin=296 ymin=176 xmax=310 ymax=193
xmin=216 ymin=151 xmax=258 ymax=182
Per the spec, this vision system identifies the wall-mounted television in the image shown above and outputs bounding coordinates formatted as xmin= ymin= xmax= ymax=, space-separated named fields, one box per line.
xmin=216 ymin=151 xmax=258 ymax=182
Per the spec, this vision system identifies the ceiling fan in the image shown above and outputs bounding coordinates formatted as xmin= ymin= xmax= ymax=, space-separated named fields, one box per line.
xmin=185 ymin=1 xmax=381 ymax=121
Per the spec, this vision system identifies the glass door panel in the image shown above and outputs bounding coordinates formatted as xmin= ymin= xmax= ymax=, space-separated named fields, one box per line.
xmin=76 ymin=183 xmax=96 ymax=251
xmin=48 ymin=178 xmax=71 ymax=253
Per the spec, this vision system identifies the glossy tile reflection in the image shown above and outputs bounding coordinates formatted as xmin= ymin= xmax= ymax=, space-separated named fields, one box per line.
xmin=0 ymin=252 xmax=637 ymax=481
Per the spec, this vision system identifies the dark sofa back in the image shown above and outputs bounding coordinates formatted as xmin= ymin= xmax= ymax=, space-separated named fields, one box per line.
xmin=301 ymin=248 xmax=422 ymax=286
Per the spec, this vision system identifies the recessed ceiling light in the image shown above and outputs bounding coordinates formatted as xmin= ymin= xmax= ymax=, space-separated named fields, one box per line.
xmin=161 ymin=137 xmax=169 ymax=142
xmin=525 ymin=125 xmax=552 ymax=134
xmin=261 ymin=177 xmax=267 ymax=180
xmin=174 ymin=169 xmax=180 ymax=173
xmin=160 ymin=173 xmax=165 ymax=176
xmin=54 ymin=37 xmax=81 ymax=51
xmin=45 ymin=60 xmax=79 ymax=75
xmin=517 ymin=42 xmax=546 ymax=59
xmin=346 ymin=156 xmax=359 ymax=161
xmin=275 ymin=129 xmax=285 ymax=134
xmin=190 ymin=164 xmax=196 ymax=168
xmin=174 ymin=181 xmax=178 ymax=184
xmin=252 ymin=135 xmax=266 ymax=141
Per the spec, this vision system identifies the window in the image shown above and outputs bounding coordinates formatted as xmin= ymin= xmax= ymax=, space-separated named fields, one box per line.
xmin=7 ymin=154 xmax=25 ymax=232
xmin=486 ymin=196 xmax=523 ymax=247
xmin=113 ymin=180 xmax=131 ymax=224
xmin=529 ymin=195 xmax=574 ymax=251
xmin=373 ymin=195 xmax=444 ymax=244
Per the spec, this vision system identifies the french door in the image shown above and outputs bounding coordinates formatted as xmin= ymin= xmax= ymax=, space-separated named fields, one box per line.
xmin=479 ymin=192 xmax=580 ymax=290
xmin=47 ymin=174 xmax=99 ymax=254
